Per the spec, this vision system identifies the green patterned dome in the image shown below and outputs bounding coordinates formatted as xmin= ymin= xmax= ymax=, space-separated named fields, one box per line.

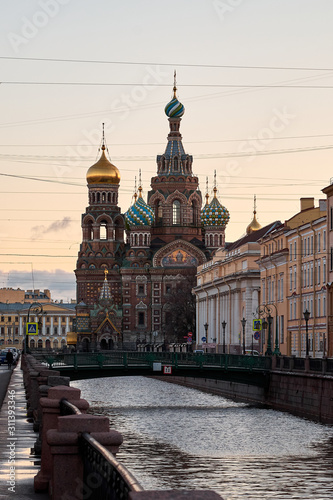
xmin=201 ymin=189 xmax=230 ymax=227
xmin=125 ymin=189 xmax=155 ymax=227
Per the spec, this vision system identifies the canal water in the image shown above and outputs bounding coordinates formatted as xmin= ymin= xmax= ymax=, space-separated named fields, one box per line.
xmin=72 ymin=377 xmax=333 ymax=499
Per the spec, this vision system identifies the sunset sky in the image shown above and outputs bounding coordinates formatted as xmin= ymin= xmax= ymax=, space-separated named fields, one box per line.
xmin=1 ymin=0 xmax=333 ymax=300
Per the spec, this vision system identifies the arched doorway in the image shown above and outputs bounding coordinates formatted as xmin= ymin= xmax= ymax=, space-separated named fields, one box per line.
xmin=45 ymin=339 xmax=51 ymax=350
xmin=82 ymin=338 xmax=90 ymax=352
xmin=100 ymin=338 xmax=108 ymax=350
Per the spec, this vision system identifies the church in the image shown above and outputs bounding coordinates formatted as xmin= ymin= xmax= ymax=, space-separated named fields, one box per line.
xmin=74 ymin=80 xmax=230 ymax=351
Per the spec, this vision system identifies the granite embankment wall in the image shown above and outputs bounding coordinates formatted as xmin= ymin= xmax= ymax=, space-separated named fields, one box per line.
xmin=153 ymin=370 xmax=333 ymax=424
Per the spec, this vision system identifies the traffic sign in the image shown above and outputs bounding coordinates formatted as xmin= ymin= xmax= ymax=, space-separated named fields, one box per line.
xmin=188 ymin=332 xmax=193 ymax=337
xmin=253 ymin=319 xmax=262 ymax=331
xmin=254 ymin=331 xmax=260 ymax=340
xmin=26 ymin=322 xmax=38 ymax=336
xmin=201 ymin=336 xmax=206 ymax=342
xmin=163 ymin=366 xmax=172 ymax=375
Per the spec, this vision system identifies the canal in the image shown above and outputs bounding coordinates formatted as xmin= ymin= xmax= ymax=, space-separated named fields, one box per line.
xmin=72 ymin=376 xmax=333 ymax=499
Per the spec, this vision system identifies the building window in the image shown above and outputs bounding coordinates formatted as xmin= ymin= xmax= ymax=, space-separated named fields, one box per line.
xmin=289 ymin=244 xmax=292 ymax=261
xmin=330 ymin=207 xmax=333 ymax=230
xmin=166 ymin=285 xmax=171 ymax=294
xmin=100 ymin=222 xmax=107 ymax=240
xmin=172 ymin=200 xmax=181 ymax=225
xmin=138 ymin=312 xmax=145 ymax=325
xmin=323 ymin=230 xmax=326 ymax=251
xmin=138 ymin=285 xmax=144 ymax=295
xmin=280 ymin=315 xmax=284 ymax=344
xmin=294 ymin=242 xmax=297 ymax=260
xmin=290 ymin=301 xmax=293 ymax=320
xmin=318 ymin=233 xmax=321 ymax=253
xmin=323 ymin=259 xmax=326 ymax=283
xmin=318 ymin=261 xmax=321 ymax=285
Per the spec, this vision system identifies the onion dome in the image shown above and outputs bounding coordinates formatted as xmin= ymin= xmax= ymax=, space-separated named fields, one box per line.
xmin=201 ymin=187 xmax=230 ymax=227
xmin=125 ymin=187 xmax=155 ymax=227
xmin=86 ymin=145 xmax=120 ymax=185
xmin=246 ymin=196 xmax=262 ymax=234
xmin=164 ymin=73 xmax=185 ymax=118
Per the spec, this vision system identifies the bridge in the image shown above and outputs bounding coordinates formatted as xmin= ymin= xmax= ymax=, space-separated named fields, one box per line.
xmin=32 ymin=351 xmax=272 ymax=388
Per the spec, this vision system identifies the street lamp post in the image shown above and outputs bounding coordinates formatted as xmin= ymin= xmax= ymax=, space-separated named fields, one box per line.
xmin=204 ymin=322 xmax=209 ymax=342
xmin=257 ymin=303 xmax=280 ymax=356
xmin=303 ymin=309 xmax=310 ymax=357
xmin=222 ymin=320 xmax=227 ymax=354
xmin=24 ymin=302 xmax=44 ymax=355
xmin=266 ymin=314 xmax=273 ymax=356
xmin=241 ymin=317 xmax=246 ymax=355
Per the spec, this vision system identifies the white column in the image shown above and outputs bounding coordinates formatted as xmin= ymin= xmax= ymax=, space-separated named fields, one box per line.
xmin=19 ymin=316 xmax=23 ymax=337
xmin=42 ymin=315 xmax=46 ymax=336
xmin=58 ymin=316 xmax=62 ymax=336
xmin=66 ymin=316 xmax=70 ymax=334
xmin=50 ymin=316 xmax=54 ymax=337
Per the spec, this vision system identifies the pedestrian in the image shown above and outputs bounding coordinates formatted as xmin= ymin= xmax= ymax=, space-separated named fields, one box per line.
xmin=6 ymin=349 xmax=14 ymax=370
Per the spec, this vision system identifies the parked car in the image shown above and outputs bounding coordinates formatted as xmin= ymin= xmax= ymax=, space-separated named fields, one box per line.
xmin=0 ymin=347 xmax=19 ymax=365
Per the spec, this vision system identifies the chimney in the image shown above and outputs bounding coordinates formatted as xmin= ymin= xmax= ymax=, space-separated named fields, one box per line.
xmin=300 ymin=198 xmax=314 ymax=212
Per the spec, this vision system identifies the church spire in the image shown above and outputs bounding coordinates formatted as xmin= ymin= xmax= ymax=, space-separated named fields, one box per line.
xmin=99 ymin=269 xmax=112 ymax=301
xmin=246 ymin=195 xmax=262 ymax=234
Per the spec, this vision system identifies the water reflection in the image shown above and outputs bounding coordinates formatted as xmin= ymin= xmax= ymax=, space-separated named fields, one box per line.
xmin=73 ymin=376 xmax=333 ymax=499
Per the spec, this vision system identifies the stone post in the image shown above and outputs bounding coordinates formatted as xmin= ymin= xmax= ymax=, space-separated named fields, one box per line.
xmin=34 ymin=385 xmax=89 ymax=493
xmin=47 ymin=414 xmax=123 ymax=500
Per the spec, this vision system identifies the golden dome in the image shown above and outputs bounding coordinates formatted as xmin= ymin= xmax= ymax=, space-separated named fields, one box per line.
xmin=86 ymin=146 xmax=120 ymax=185
xmin=246 ymin=210 xmax=262 ymax=234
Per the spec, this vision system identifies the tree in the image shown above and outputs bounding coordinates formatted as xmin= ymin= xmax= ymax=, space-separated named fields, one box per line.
xmin=163 ymin=274 xmax=196 ymax=344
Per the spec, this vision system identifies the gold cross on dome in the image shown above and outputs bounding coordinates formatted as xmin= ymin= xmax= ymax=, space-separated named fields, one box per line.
xmin=104 ymin=269 xmax=108 ymax=279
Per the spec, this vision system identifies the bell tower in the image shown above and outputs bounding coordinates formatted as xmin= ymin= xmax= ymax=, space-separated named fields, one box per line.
xmin=75 ymin=127 xmax=125 ymax=306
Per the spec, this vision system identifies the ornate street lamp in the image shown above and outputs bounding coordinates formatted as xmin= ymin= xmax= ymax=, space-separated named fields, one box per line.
xmin=204 ymin=322 xmax=209 ymax=341
xmin=241 ymin=317 xmax=246 ymax=355
xmin=256 ymin=303 xmax=280 ymax=356
xmin=221 ymin=320 xmax=227 ymax=354
xmin=265 ymin=314 xmax=273 ymax=356
xmin=303 ymin=309 xmax=310 ymax=357
xmin=24 ymin=302 xmax=44 ymax=354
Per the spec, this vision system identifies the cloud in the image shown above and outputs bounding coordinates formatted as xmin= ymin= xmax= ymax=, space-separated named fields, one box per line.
xmin=0 ymin=269 xmax=76 ymax=302
xmin=31 ymin=217 xmax=72 ymax=241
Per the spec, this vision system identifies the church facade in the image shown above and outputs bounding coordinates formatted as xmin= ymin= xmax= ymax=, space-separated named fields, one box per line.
xmin=74 ymin=83 xmax=229 ymax=351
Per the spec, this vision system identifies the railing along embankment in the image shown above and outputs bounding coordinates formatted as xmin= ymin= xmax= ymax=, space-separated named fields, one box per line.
xmin=21 ymin=354 xmax=223 ymax=500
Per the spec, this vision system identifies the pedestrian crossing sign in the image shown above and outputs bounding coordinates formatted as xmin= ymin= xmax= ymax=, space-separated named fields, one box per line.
xmin=26 ymin=322 xmax=38 ymax=335
xmin=253 ymin=319 xmax=262 ymax=331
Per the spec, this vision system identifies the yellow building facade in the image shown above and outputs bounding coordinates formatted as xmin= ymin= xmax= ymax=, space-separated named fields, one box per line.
xmin=258 ymin=198 xmax=327 ymax=357
xmin=0 ymin=302 xmax=76 ymax=350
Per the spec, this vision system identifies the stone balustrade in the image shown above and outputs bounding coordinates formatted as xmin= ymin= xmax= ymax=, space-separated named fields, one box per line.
xmin=21 ymin=354 xmax=224 ymax=500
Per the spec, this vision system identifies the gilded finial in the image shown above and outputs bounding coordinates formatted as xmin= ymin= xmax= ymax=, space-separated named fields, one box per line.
xmin=173 ymin=70 xmax=177 ymax=99
xmin=104 ymin=268 xmax=108 ymax=280
xmin=138 ymin=169 xmax=143 ymax=198
xmin=102 ymin=122 xmax=105 ymax=151
xmin=205 ymin=176 xmax=209 ymax=205
xmin=134 ymin=176 xmax=137 ymax=202
xmin=253 ymin=194 xmax=257 ymax=214
xmin=213 ymin=170 xmax=217 ymax=198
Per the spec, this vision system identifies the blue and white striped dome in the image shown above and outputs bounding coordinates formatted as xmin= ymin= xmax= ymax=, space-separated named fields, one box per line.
xmin=125 ymin=193 xmax=155 ymax=227
xmin=165 ymin=97 xmax=185 ymax=118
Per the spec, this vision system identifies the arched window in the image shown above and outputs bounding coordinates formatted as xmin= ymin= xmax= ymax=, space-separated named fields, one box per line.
xmin=174 ymin=157 xmax=178 ymax=171
xmin=172 ymin=200 xmax=181 ymax=225
xmin=100 ymin=221 xmax=107 ymax=240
